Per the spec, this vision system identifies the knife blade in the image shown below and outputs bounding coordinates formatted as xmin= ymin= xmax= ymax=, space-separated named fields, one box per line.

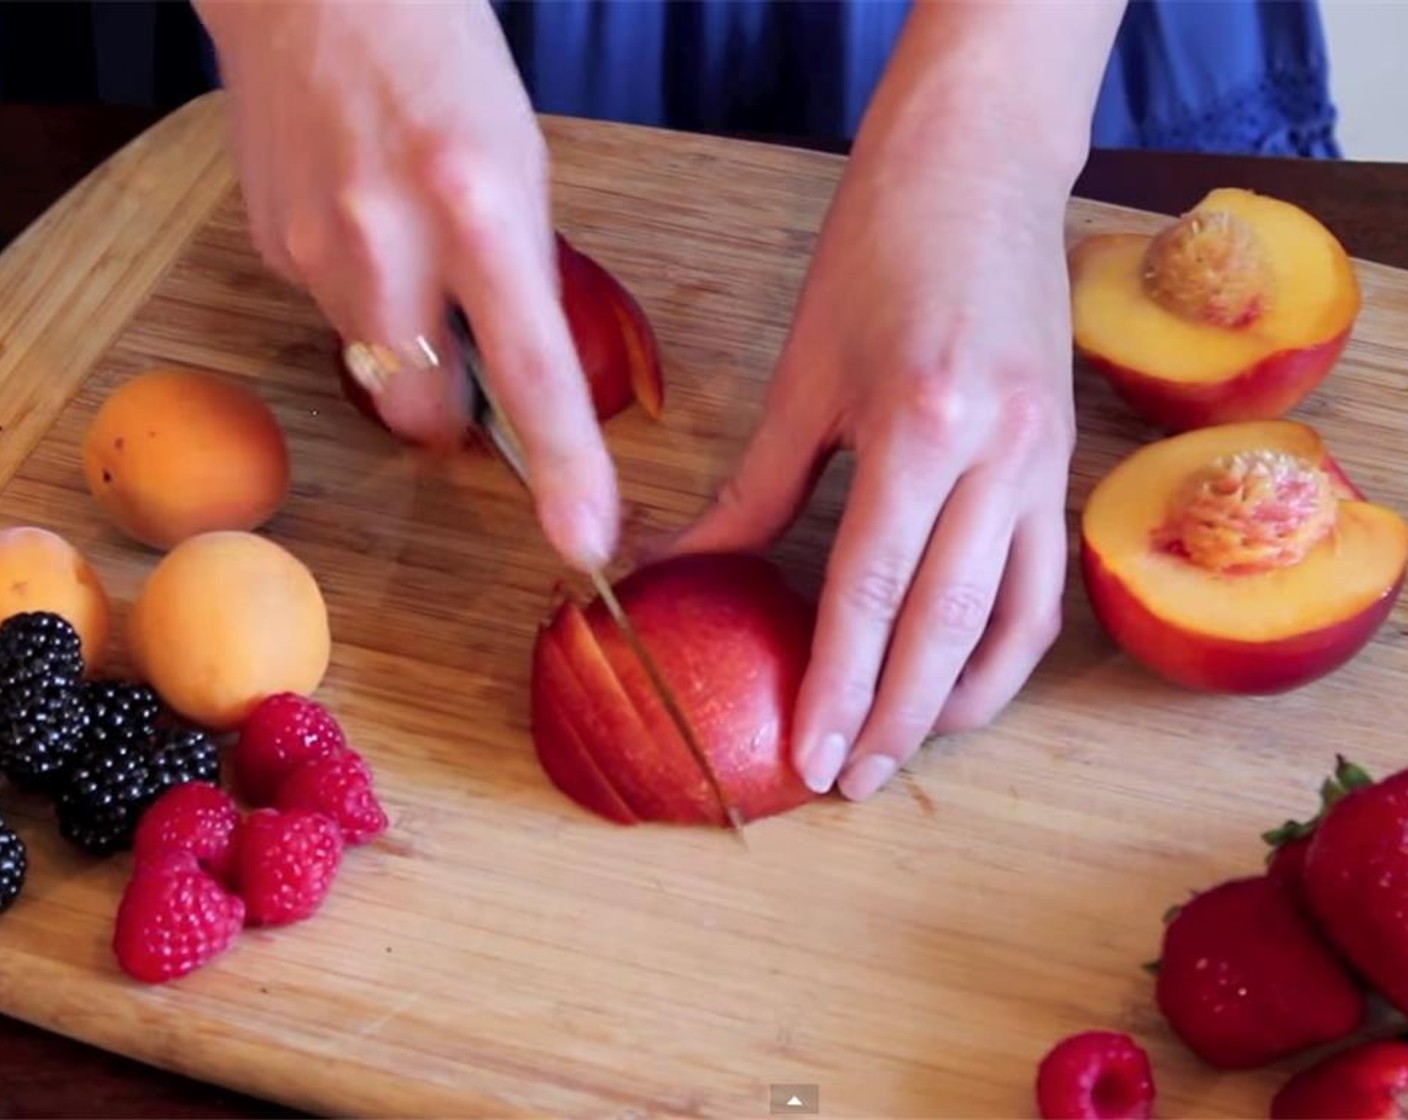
xmin=448 ymin=310 xmax=748 ymax=840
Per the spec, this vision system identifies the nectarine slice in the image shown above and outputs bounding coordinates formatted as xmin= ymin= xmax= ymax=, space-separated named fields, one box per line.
xmin=529 ymin=552 xmax=818 ymax=827
xmin=1070 ymin=189 xmax=1359 ymax=431
xmin=1081 ymin=420 xmax=1408 ymax=693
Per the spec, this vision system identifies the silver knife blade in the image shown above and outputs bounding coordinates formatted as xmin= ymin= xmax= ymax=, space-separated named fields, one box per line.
xmin=448 ymin=311 xmax=748 ymax=839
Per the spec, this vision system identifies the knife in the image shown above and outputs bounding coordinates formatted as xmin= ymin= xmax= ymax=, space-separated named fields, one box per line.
xmin=447 ymin=310 xmax=748 ymax=840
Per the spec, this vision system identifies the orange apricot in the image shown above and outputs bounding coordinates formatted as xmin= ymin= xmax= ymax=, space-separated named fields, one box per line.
xmin=83 ymin=367 xmax=290 ymax=551
xmin=1070 ymin=189 xmax=1360 ymax=432
xmin=0 ymin=526 xmax=110 ymax=669
xmin=129 ymin=531 xmax=330 ymax=730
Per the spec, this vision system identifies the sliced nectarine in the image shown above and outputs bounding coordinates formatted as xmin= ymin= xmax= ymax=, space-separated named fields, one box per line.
xmin=337 ymin=232 xmax=664 ymax=440
xmin=1081 ymin=420 xmax=1408 ymax=694
xmin=529 ymin=552 xmax=818 ymax=826
xmin=1070 ymin=189 xmax=1359 ymax=431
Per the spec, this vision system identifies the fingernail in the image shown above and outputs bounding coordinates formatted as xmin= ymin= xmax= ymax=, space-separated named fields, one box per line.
xmin=558 ymin=499 xmax=615 ymax=571
xmin=798 ymin=732 xmax=848 ymax=793
xmin=839 ymin=755 xmax=897 ymax=801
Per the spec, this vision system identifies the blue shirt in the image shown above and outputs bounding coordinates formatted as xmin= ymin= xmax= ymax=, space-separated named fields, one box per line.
xmin=0 ymin=0 xmax=1340 ymax=157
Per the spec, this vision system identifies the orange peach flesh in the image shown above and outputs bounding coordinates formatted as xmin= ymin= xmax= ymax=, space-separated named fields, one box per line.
xmin=1071 ymin=189 xmax=1359 ymax=387
xmin=1083 ymin=421 xmax=1408 ymax=649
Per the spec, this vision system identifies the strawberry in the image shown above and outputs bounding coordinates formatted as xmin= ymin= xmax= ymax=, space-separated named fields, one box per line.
xmin=1303 ymin=764 xmax=1408 ymax=1015
xmin=1270 ymin=1039 xmax=1408 ymax=1118
xmin=1153 ymin=875 xmax=1363 ymax=1068
xmin=1034 ymin=1030 xmax=1155 ymax=1119
xmin=231 ymin=693 xmax=348 ymax=804
xmin=112 ymin=851 xmax=245 ymax=983
xmin=132 ymin=781 xmax=242 ymax=885
xmin=1263 ymin=756 xmax=1374 ymax=905
xmin=274 ymin=750 xmax=388 ymax=845
xmin=235 ymin=807 xmax=343 ymax=927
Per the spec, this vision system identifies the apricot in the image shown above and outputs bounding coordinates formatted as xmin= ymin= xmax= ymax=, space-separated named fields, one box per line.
xmin=1081 ymin=420 xmax=1408 ymax=694
xmin=529 ymin=552 xmax=818 ymax=826
xmin=1070 ymin=188 xmax=1359 ymax=432
xmin=83 ymin=367 xmax=291 ymax=550
xmin=128 ymin=531 xmax=330 ymax=731
xmin=0 ymin=526 xmax=110 ymax=670
xmin=337 ymin=232 xmax=664 ymax=441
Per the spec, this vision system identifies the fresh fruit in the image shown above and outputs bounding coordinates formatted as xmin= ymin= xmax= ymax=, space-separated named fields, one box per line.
xmin=1269 ymin=1039 xmax=1408 ymax=1118
xmin=556 ymin=232 xmax=664 ymax=419
xmin=80 ymin=679 xmax=164 ymax=756
xmin=530 ymin=552 xmax=817 ymax=826
xmin=0 ymin=526 xmax=110 ymax=668
xmin=112 ymin=850 xmax=245 ymax=983
xmin=337 ymin=231 xmax=664 ymax=439
xmin=55 ymin=725 xmax=220 ymax=856
xmin=0 ymin=612 xmax=90 ymax=792
xmin=1303 ymin=765 xmax=1408 ymax=1016
xmin=1264 ymin=755 xmax=1374 ymax=904
xmin=231 ymin=691 xmax=347 ymax=804
xmin=1152 ymin=875 xmax=1363 ymax=1069
xmin=1080 ymin=419 xmax=1408 ymax=693
xmin=235 ymin=808 xmax=343 ymax=927
xmin=274 ymin=751 xmax=387 ymax=845
xmin=82 ymin=366 xmax=290 ymax=550
xmin=1033 ymin=1030 xmax=1155 ymax=1119
xmin=1069 ymin=188 xmax=1359 ymax=431
xmin=133 ymin=782 xmax=242 ymax=885
xmin=128 ymin=531 xmax=331 ymax=731
xmin=0 ymin=820 xmax=27 ymax=913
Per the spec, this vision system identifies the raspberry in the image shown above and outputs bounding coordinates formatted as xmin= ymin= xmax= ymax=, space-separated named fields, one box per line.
xmin=112 ymin=851 xmax=245 ymax=983
xmin=232 ymin=693 xmax=347 ymax=804
xmin=235 ymin=808 xmax=343 ymax=927
xmin=133 ymin=782 xmax=242 ymax=885
xmin=274 ymin=751 xmax=388 ymax=845
xmin=1035 ymin=1031 xmax=1155 ymax=1119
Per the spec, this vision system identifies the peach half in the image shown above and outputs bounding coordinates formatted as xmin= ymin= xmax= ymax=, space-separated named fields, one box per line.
xmin=529 ymin=552 xmax=818 ymax=827
xmin=338 ymin=232 xmax=664 ymax=440
xmin=1080 ymin=420 xmax=1408 ymax=694
xmin=1070 ymin=188 xmax=1360 ymax=432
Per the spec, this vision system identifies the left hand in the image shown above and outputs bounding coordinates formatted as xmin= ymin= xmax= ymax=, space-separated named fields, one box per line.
xmin=667 ymin=120 xmax=1078 ymax=801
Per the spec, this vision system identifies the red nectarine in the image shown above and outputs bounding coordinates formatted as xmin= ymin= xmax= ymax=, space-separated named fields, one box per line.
xmin=1081 ymin=420 xmax=1408 ymax=694
xmin=1070 ymin=189 xmax=1360 ymax=432
xmin=529 ymin=552 xmax=818 ymax=826
xmin=337 ymin=232 xmax=664 ymax=440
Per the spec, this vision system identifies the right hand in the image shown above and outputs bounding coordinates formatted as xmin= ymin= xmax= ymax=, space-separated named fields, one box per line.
xmin=196 ymin=0 xmax=620 ymax=570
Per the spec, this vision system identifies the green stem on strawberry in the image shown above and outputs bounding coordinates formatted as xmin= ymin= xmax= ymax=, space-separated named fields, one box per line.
xmin=1263 ymin=755 xmax=1374 ymax=853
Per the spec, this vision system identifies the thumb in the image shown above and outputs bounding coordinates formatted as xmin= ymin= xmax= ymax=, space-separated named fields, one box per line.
xmin=661 ymin=389 xmax=830 ymax=559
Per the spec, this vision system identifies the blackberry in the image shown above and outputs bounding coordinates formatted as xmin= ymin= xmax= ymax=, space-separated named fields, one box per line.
xmin=81 ymin=680 xmax=163 ymax=754
xmin=0 ymin=821 xmax=25 ymax=912
xmin=0 ymin=612 xmax=88 ymax=792
xmin=56 ymin=725 xmax=219 ymax=856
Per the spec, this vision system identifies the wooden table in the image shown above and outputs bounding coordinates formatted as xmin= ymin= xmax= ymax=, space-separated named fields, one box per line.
xmin=1 ymin=98 xmax=1406 ymax=1119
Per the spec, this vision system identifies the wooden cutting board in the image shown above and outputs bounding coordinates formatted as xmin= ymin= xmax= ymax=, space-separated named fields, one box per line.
xmin=3 ymin=91 xmax=1408 ymax=1119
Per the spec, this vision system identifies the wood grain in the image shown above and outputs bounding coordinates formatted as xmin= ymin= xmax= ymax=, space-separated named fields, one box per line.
xmin=3 ymin=90 xmax=1408 ymax=1117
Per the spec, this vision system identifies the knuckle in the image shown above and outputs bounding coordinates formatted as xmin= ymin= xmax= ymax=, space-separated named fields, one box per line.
xmin=839 ymin=562 xmax=910 ymax=621
xmin=922 ymin=582 xmax=993 ymax=643
xmin=995 ymin=384 xmax=1050 ymax=458
xmin=898 ymin=373 xmax=966 ymax=446
xmin=419 ymin=146 xmax=510 ymax=251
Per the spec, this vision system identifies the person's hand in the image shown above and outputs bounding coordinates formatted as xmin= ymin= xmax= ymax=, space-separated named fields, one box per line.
xmin=668 ymin=92 xmax=1079 ymax=802
xmin=195 ymin=0 xmax=619 ymax=571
